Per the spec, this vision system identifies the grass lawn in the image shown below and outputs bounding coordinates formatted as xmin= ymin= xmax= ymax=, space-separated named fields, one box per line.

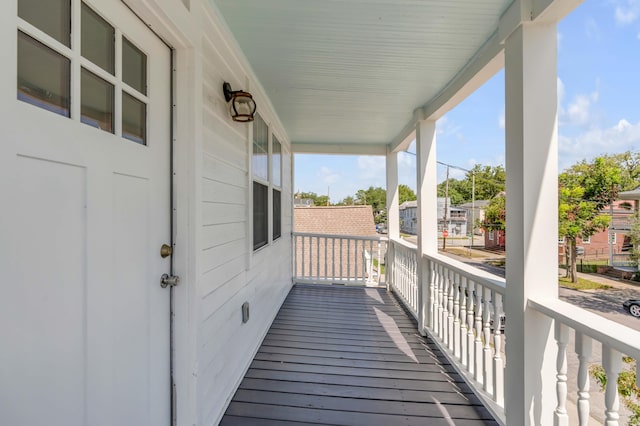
xmin=445 ymin=247 xmax=489 ymax=259
xmin=373 ymin=259 xmax=385 ymax=274
xmin=558 ymin=276 xmax=611 ymax=290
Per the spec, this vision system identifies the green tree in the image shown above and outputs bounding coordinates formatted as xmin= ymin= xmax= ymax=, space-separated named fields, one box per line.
xmin=297 ymin=191 xmax=330 ymax=206
xmin=399 ymin=184 xmax=416 ymax=203
xmin=481 ymin=194 xmax=506 ymax=232
xmin=559 ymin=157 xmax=621 ymax=283
xmin=591 ymin=357 xmax=640 ymax=426
xmin=354 ymin=186 xmax=387 ymax=224
xmin=437 ymin=164 xmax=506 ymax=205
xmin=335 ymin=195 xmax=355 ymax=206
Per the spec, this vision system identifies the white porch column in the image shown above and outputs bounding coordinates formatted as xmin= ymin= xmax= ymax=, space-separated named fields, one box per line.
xmin=416 ymin=120 xmax=438 ymax=333
xmin=386 ymin=149 xmax=400 ymax=240
xmin=504 ymin=20 xmax=558 ymax=426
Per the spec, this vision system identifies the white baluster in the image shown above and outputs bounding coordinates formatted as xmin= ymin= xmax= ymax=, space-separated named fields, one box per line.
xmin=438 ymin=264 xmax=445 ymax=339
xmin=460 ymin=276 xmax=468 ymax=366
xmin=433 ymin=263 xmax=440 ymax=335
xmin=429 ymin=260 xmax=436 ymax=329
xmin=483 ymin=286 xmax=493 ymax=394
xmin=332 ymin=238 xmax=337 ymax=279
xmin=339 ymin=238 xmax=343 ymax=280
xmin=602 ymin=345 xmax=622 ymax=426
xmin=492 ymin=291 xmax=504 ymax=405
xmin=466 ymin=279 xmax=476 ymax=375
xmin=474 ymin=283 xmax=483 ymax=384
xmin=453 ymin=273 xmax=461 ymax=357
xmin=554 ymin=322 xmax=570 ymax=426
xmin=447 ymin=270 xmax=455 ymax=351
xmin=302 ymin=236 xmax=306 ymax=278
xmin=576 ymin=332 xmax=592 ymax=426
xmin=442 ymin=268 xmax=450 ymax=346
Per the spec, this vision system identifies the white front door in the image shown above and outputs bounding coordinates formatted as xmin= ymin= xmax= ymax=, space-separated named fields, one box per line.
xmin=0 ymin=1 xmax=172 ymax=425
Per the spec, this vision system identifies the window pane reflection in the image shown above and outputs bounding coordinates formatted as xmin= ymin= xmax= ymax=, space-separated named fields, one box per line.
xmin=81 ymin=3 xmax=115 ymax=74
xmin=81 ymin=68 xmax=114 ymax=133
xmin=18 ymin=0 xmax=71 ymax=47
xmin=122 ymin=92 xmax=146 ymax=145
xmin=17 ymin=31 xmax=70 ymax=117
xmin=123 ymin=37 xmax=147 ymax=95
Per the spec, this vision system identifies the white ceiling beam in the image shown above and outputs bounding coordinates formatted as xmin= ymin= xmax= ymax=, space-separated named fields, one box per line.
xmin=291 ymin=143 xmax=387 ymax=156
xmin=388 ymin=109 xmax=423 ymax=153
xmin=533 ymin=0 xmax=584 ymax=23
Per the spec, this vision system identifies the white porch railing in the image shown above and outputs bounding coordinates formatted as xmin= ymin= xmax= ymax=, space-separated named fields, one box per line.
xmin=293 ymin=232 xmax=387 ymax=285
xmin=386 ymin=239 xmax=419 ymax=316
xmin=388 ymin=239 xmax=507 ymax=419
xmin=529 ymin=298 xmax=640 ymax=426
xmin=387 ymin=237 xmax=640 ymax=425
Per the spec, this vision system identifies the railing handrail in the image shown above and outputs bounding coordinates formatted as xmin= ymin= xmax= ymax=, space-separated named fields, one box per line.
xmin=423 ymin=252 xmax=506 ymax=293
xmin=529 ymin=296 xmax=640 ymax=359
xmin=293 ymin=231 xmax=387 ymax=242
xmin=389 ymin=237 xmax=417 ymax=250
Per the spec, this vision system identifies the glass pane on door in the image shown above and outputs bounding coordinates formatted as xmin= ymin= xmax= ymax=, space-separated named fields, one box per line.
xmin=122 ymin=92 xmax=146 ymax=145
xmin=81 ymin=68 xmax=114 ymax=133
xmin=123 ymin=37 xmax=147 ymax=95
xmin=81 ymin=2 xmax=115 ymax=74
xmin=18 ymin=0 xmax=71 ymax=47
xmin=17 ymin=31 xmax=71 ymax=117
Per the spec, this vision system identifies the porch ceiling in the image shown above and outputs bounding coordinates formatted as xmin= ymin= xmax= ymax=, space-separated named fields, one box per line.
xmin=213 ymin=0 xmax=512 ymax=150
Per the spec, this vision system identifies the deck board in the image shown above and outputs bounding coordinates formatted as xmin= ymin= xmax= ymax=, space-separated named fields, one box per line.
xmin=220 ymin=284 xmax=497 ymax=425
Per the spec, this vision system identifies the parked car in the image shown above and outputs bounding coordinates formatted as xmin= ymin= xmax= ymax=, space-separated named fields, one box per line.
xmin=623 ymin=299 xmax=640 ymax=318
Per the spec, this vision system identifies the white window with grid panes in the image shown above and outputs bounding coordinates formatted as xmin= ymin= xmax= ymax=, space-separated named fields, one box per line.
xmin=252 ymin=114 xmax=284 ymax=250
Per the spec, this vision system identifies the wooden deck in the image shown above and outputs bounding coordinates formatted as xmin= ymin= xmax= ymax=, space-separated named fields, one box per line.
xmin=221 ymin=284 xmax=497 ymax=426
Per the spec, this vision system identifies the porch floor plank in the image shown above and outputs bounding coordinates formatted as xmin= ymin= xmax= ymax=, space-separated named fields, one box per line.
xmin=220 ymin=284 xmax=497 ymax=426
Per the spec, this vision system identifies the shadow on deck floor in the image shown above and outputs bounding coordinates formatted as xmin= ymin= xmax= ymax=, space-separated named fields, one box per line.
xmin=221 ymin=284 xmax=497 ymax=426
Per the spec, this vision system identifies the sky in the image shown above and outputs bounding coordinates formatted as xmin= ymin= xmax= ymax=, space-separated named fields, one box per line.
xmin=294 ymin=0 xmax=640 ymax=203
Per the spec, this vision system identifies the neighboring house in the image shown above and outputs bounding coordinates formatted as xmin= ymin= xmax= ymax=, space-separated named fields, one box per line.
xmin=399 ymin=200 xmax=418 ymax=234
xmin=458 ymin=199 xmax=490 ymax=236
xmin=400 ymin=198 xmax=468 ymax=236
xmin=294 ymin=206 xmax=378 ymax=281
xmin=486 ymin=229 xmax=506 ymax=250
xmin=294 ymin=198 xmax=314 ymax=207
xmin=558 ymin=199 xmax=634 ymax=261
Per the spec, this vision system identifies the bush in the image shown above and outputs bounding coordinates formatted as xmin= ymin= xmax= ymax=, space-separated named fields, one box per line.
xmin=576 ymin=263 xmax=598 ymax=273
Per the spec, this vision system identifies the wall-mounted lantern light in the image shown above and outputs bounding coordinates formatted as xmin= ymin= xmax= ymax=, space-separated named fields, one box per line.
xmin=223 ymin=82 xmax=257 ymax=122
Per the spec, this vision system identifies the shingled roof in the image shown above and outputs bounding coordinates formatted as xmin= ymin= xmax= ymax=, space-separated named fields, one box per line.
xmin=294 ymin=205 xmax=377 ymax=236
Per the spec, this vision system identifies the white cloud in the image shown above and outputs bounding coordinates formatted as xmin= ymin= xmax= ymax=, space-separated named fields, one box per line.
xmin=356 ymin=156 xmax=386 ymax=186
xmin=559 ymin=118 xmax=640 ymax=170
xmin=560 ymin=88 xmax=599 ymax=127
xmin=613 ymin=0 xmax=640 ymax=24
xmin=319 ymin=166 xmax=340 ymax=185
xmin=585 ymin=17 xmax=601 ymax=40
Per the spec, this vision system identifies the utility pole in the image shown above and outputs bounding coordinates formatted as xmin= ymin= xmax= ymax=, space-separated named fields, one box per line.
xmin=443 ymin=165 xmax=449 ymax=251
xmin=471 ymin=171 xmax=475 ymax=248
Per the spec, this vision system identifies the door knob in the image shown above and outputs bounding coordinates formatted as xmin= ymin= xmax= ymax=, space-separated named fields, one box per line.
xmin=160 ymin=244 xmax=173 ymax=258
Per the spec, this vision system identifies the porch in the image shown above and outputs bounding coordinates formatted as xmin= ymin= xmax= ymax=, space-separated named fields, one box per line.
xmin=225 ymin=235 xmax=640 ymax=425
xmin=221 ymin=284 xmax=497 ymax=425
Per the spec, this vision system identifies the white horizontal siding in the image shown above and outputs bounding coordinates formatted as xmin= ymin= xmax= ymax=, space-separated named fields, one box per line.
xmin=195 ymin=16 xmax=293 ymax=426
